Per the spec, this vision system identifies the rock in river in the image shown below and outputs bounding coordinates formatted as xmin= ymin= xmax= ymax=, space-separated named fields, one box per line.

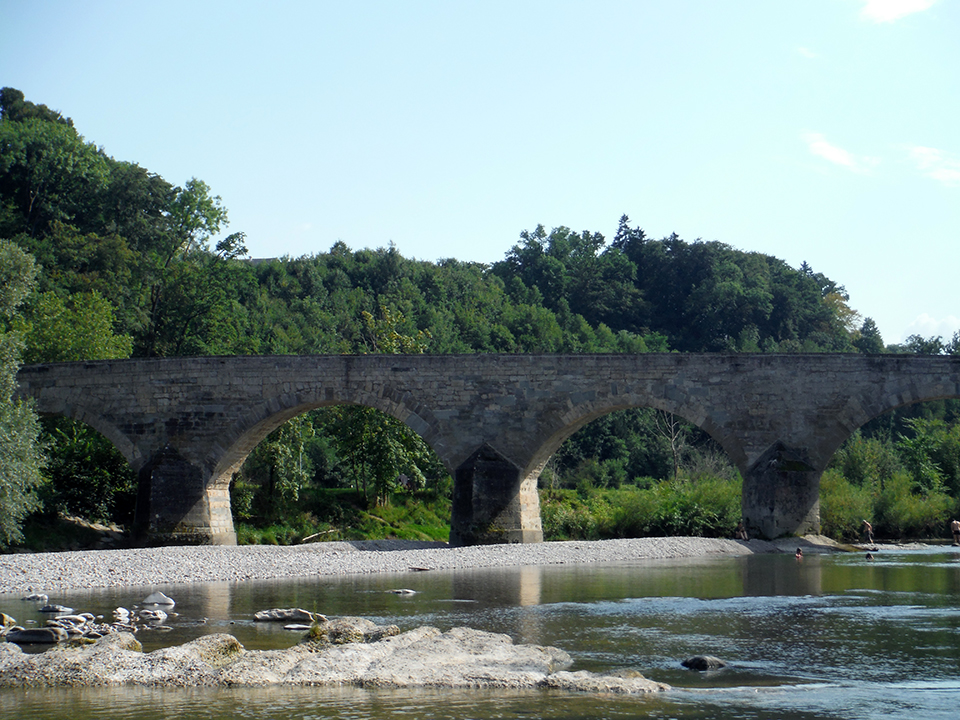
xmin=0 ymin=617 xmax=669 ymax=693
xmin=6 ymin=627 xmax=70 ymax=645
xmin=253 ymin=608 xmax=319 ymax=623
xmin=681 ymin=655 xmax=727 ymax=671
xmin=142 ymin=592 xmax=176 ymax=607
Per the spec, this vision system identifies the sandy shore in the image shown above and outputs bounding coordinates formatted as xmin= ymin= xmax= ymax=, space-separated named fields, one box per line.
xmin=0 ymin=535 xmax=851 ymax=596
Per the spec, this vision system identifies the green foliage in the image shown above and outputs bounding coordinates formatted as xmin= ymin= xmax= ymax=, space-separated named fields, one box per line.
xmin=821 ymin=413 xmax=960 ymax=542
xmin=875 ymin=472 xmax=954 ymax=539
xmin=493 ymin=215 xmax=859 ymax=354
xmin=897 ymin=417 xmax=948 ymax=494
xmin=0 ymin=114 xmax=108 ymax=238
xmin=234 ymin=491 xmax=451 ymax=545
xmin=819 ymin=469 xmax=875 ymax=541
xmin=19 ymin=290 xmax=133 ymax=363
xmin=234 ymin=415 xmax=315 ymax=523
xmin=38 ymin=418 xmax=136 ymax=523
xmin=828 ymin=431 xmax=902 ymax=488
xmin=540 ymin=475 xmax=743 ymax=541
xmin=0 ymin=240 xmax=45 ymax=546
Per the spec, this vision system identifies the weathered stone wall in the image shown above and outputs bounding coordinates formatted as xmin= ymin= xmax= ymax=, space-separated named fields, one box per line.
xmin=17 ymin=353 xmax=960 ymax=544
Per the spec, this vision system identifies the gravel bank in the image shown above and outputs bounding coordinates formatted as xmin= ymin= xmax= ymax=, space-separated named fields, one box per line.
xmin=0 ymin=536 xmax=840 ymax=596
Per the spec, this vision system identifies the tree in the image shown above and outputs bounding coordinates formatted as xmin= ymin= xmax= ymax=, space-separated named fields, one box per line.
xmin=0 ymin=114 xmax=109 ymax=238
xmin=237 ymin=415 xmax=315 ymax=523
xmin=0 ymin=240 xmax=45 ymax=545
xmin=328 ymin=306 xmax=442 ymax=504
xmin=654 ymin=409 xmax=691 ymax=482
xmin=902 ymin=334 xmax=946 ymax=355
xmin=897 ymin=418 xmax=946 ymax=494
xmin=0 ymin=87 xmax=72 ymax=126
xmin=20 ymin=290 xmax=133 ymax=363
xmin=853 ymin=317 xmax=885 ymax=354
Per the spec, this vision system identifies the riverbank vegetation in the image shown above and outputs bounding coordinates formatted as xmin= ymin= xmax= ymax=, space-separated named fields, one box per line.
xmin=2 ymin=87 xmax=960 ymax=551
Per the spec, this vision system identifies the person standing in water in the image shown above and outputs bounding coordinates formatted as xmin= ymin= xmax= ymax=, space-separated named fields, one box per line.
xmin=862 ymin=520 xmax=874 ymax=544
xmin=951 ymin=519 xmax=960 ymax=546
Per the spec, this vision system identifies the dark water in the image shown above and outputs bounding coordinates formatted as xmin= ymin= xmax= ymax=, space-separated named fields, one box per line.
xmin=3 ymin=546 xmax=960 ymax=719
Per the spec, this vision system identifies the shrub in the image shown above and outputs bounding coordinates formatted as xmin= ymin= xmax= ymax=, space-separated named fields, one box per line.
xmin=539 ymin=475 xmax=742 ymax=541
xmin=876 ymin=472 xmax=953 ymax=539
xmin=819 ymin=469 xmax=874 ymax=541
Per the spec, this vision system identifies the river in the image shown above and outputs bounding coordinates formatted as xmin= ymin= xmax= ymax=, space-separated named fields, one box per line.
xmin=2 ymin=544 xmax=959 ymax=719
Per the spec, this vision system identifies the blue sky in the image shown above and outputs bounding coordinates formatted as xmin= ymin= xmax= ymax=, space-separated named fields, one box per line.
xmin=2 ymin=0 xmax=957 ymax=345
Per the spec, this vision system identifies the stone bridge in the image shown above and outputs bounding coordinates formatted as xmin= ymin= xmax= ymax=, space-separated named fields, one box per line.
xmin=15 ymin=353 xmax=960 ymax=546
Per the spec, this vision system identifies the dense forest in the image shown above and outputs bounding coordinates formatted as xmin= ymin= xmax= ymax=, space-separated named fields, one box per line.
xmin=1 ymin=87 xmax=958 ymax=549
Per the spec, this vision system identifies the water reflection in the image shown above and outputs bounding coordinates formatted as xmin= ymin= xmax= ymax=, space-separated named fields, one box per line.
xmin=742 ymin=553 xmax=823 ymax=596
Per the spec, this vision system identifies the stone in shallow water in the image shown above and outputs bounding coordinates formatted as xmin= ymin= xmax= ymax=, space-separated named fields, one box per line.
xmin=38 ymin=605 xmax=72 ymax=614
xmin=6 ymin=627 xmax=69 ymax=644
xmin=142 ymin=592 xmax=175 ymax=607
xmin=139 ymin=609 xmax=167 ymax=623
xmin=681 ymin=655 xmax=727 ymax=671
xmin=253 ymin=608 xmax=317 ymax=623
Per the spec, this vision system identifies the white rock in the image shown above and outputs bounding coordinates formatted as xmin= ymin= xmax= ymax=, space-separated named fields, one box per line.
xmin=142 ymin=592 xmax=175 ymax=607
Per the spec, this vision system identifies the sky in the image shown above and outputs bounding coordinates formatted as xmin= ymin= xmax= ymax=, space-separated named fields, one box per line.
xmin=1 ymin=0 xmax=957 ymax=346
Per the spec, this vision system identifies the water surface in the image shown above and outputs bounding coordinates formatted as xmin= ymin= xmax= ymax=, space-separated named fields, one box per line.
xmin=2 ymin=546 xmax=960 ymax=719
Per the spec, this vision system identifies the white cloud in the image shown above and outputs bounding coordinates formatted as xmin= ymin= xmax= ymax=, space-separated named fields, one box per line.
xmin=908 ymin=146 xmax=960 ymax=187
xmin=802 ymin=132 xmax=880 ymax=174
xmin=902 ymin=313 xmax=960 ymax=342
xmin=859 ymin=0 xmax=938 ymax=23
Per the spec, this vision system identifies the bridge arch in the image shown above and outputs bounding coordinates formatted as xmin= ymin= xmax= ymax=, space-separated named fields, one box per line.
xmin=823 ymin=376 xmax=960 ymax=470
xmin=25 ymin=395 xmax=144 ymax=472
xmin=517 ymin=394 xmax=739 ymax=481
xmin=208 ymin=384 xmax=448 ymax=491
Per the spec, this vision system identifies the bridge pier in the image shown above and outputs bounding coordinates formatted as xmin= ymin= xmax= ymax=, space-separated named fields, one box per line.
xmin=740 ymin=443 xmax=821 ymax=540
xmin=449 ymin=444 xmax=544 ymax=546
xmin=134 ymin=446 xmax=237 ymax=546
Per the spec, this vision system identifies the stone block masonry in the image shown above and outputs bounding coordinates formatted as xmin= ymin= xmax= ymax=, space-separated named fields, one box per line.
xmin=17 ymin=353 xmax=960 ymax=545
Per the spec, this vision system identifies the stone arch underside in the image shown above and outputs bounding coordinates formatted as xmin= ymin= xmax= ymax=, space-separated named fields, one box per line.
xmin=817 ymin=379 xmax=960 ymax=472
xmin=516 ymin=393 xmax=741 ymax=481
xmin=207 ymin=384 xmax=446 ymax=491
xmin=28 ymin=396 xmax=143 ymax=472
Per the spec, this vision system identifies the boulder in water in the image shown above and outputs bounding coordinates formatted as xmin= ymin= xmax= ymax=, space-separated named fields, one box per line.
xmin=38 ymin=605 xmax=72 ymax=614
xmin=6 ymin=627 xmax=69 ymax=644
xmin=681 ymin=655 xmax=727 ymax=671
xmin=142 ymin=592 xmax=175 ymax=607
xmin=254 ymin=608 xmax=318 ymax=623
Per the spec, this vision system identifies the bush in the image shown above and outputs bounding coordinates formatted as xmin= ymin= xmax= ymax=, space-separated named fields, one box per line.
xmin=829 ymin=432 xmax=902 ymax=488
xmin=540 ymin=489 xmax=599 ymax=540
xmin=540 ymin=475 xmax=742 ymax=541
xmin=820 ymin=469 xmax=874 ymax=541
xmin=876 ymin=472 xmax=954 ymax=539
